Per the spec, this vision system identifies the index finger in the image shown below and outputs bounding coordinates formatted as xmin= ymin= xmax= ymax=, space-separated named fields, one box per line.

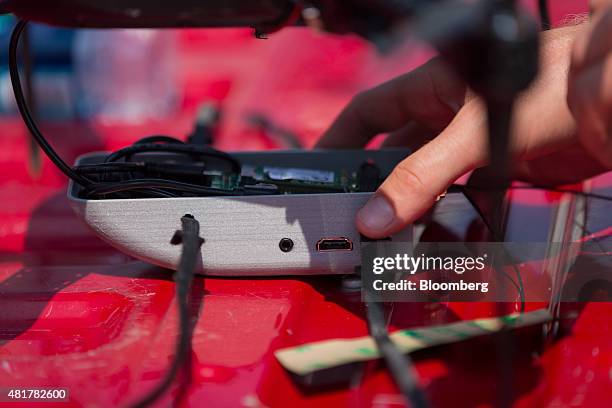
xmin=316 ymin=57 xmax=464 ymax=148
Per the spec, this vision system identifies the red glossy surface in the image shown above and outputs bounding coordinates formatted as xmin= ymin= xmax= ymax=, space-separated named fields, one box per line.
xmin=2 ymin=1 xmax=612 ymax=407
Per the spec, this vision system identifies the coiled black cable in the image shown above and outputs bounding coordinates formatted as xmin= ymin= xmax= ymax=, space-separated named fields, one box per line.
xmin=105 ymin=141 xmax=241 ymax=174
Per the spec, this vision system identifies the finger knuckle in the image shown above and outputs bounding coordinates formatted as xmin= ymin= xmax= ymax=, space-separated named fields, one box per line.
xmin=391 ymin=161 xmax=428 ymax=194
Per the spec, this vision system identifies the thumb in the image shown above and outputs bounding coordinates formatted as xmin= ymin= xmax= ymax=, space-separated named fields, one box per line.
xmin=356 ymin=103 xmax=487 ymax=238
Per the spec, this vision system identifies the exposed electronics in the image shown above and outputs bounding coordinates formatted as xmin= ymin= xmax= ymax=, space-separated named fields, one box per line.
xmin=68 ymin=148 xmax=414 ymax=275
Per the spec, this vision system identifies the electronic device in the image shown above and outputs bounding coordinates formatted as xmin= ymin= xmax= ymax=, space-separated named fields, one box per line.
xmin=68 ymin=148 xmax=414 ymax=275
xmin=4 ymin=1 xmax=529 ymax=277
xmin=3 ymin=1 xmax=540 ymax=280
xmin=4 ymin=2 xmax=591 ymax=408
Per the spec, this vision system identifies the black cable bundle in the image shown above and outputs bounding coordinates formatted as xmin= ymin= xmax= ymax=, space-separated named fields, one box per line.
xmin=129 ymin=214 xmax=203 ymax=408
xmin=78 ymin=139 xmax=245 ymax=199
xmin=9 ymin=20 xmax=246 ymax=200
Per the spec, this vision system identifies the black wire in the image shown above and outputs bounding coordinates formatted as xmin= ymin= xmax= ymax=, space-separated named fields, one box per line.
xmin=123 ymin=136 xmax=185 ymax=162
xmin=9 ymin=20 xmax=241 ymax=196
xmin=75 ymin=163 xmax=145 ymax=174
xmin=360 ymin=181 xmax=611 ymax=407
xmin=9 ymin=20 xmax=91 ymax=186
xmin=105 ymin=143 xmax=241 ymax=174
xmin=82 ymin=179 xmax=241 ymax=197
xmin=133 ymin=135 xmax=186 ymax=145
xmin=454 ymin=184 xmax=526 ymax=312
xmin=508 ymin=186 xmax=612 ymax=202
xmin=538 ymin=0 xmax=551 ymax=30
xmin=360 ymin=181 xmax=594 ymax=406
xmin=129 ymin=215 xmax=203 ymax=408
xmin=113 ymin=188 xmax=179 ymax=199
xmin=7 ymin=36 xmax=244 ymax=200
xmin=453 ymin=181 xmax=612 ymax=312
xmin=363 ymin=288 xmax=430 ymax=408
xmin=76 ymin=161 xmax=212 ymax=178
xmin=450 ymin=183 xmax=612 ymax=202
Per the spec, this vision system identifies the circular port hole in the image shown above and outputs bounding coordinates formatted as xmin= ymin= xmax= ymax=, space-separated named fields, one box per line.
xmin=279 ymin=238 xmax=294 ymax=252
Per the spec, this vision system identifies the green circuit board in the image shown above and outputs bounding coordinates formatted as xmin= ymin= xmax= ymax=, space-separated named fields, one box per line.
xmin=208 ymin=165 xmax=373 ymax=194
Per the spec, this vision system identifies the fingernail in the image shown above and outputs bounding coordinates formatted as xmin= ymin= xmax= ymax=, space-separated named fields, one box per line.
xmin=357 ymin=195 xmax=395 ymax=233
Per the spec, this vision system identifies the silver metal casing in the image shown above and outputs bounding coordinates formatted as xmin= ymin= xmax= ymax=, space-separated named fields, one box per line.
xmin=68 ymin=149 xmax=413 ymax=276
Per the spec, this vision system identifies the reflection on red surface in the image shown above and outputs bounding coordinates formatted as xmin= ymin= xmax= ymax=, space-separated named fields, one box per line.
xmin=1 ymin=291 xmax=134 ymax=355
xmin=2 ymin=1 xmax=611 ymax=407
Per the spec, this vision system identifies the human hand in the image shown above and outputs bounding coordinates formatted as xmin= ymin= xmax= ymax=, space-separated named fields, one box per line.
xmin=567 ymin=0 xmax=612 ymax=168
xmin=317 ymin=24 xmax=610 ymax=238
